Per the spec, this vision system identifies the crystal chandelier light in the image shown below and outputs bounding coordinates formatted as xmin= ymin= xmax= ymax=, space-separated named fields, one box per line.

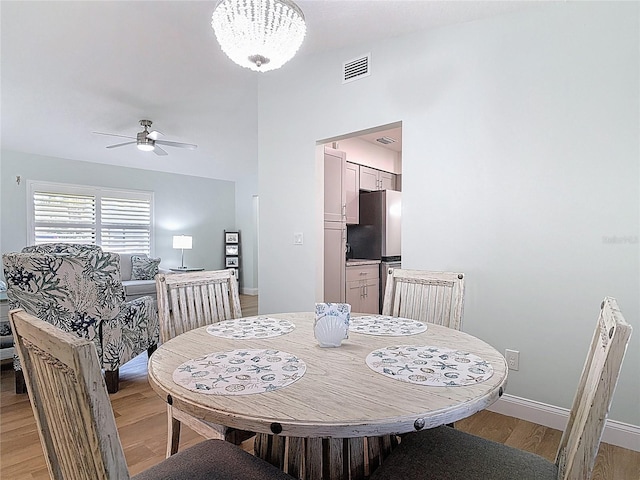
xmin=211 ymin=0 xmax=306 ymax=72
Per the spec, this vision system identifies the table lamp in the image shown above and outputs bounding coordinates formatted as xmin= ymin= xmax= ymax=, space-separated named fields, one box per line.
xmin=172 ymin=235 xmax=192 ymax=269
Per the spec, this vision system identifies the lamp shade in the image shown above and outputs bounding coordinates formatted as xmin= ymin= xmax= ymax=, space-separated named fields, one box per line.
xmin=211 ymin=0 xmax=306 ymax=72
xmin=173 ymin=235 xmax=193 ymax=250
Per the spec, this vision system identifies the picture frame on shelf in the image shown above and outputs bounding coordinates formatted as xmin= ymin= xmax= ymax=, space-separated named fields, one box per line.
xmin=225 ymin=232 xmax=239 ymax=243
xmin=226 ymin=257 xmax=239 ymax=268
xmin=225 ymin=245 xmax=239 ymax=255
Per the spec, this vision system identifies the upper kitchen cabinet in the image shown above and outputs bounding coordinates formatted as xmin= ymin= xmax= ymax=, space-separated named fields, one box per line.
xmin=345 ymin=162 xmax=359 ymax=224
xmin=325 ymin=148 xmax=360 ymax=225
xmin=360 ymin=166 xmax=396 ymax=192
xmin=324 ymin=147 xmax=346 ymax=222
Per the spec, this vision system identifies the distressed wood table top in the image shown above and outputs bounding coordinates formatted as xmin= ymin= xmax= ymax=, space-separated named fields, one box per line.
xmin=148 ymin=312 xmax=508 ymax=439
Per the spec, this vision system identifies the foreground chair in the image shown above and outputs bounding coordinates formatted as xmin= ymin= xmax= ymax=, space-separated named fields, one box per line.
xmin=370 ymin=296 xmax=632 ymax=480
xmin=9 ymin=308 xmax=295 ymax=480
xmin=156 ymin=269 xmax=251 ymax=457
xmin=382 ymin=268 xmax=465 ymax=330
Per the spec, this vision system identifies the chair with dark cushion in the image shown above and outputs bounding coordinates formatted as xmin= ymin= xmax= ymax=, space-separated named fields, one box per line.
xmin=370 ymin=297 xmax=632 ymax=480
xmin=9 ymin=308 xmax=295 ymax=480
xmin=156 ymin=268 xmax=252 ymax=457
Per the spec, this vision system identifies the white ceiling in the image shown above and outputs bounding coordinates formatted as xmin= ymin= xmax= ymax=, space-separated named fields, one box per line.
xmin=1 ymin=1 xmax=544 ymax=181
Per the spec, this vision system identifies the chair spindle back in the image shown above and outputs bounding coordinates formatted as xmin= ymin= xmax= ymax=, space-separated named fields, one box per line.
xmin=156 ymin=269 xmax=242 ymax=342
xmin=382 ymin=269 xmax=465 ymax=330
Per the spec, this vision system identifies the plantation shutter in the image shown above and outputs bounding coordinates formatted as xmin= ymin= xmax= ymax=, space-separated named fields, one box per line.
xmin=101 ymin=197 xmax=151 ymax=254
xmin=29 ymin=181 xmax=153 ymax=255
xmin=33 ymin=191 xmax=97 ymax=244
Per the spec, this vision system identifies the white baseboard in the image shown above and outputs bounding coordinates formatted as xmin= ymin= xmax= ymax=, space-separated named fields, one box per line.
xmin=241 ymin=288 xmax=258 ymax=296
xmin=487 ymin=394 xmax=640 ymax=452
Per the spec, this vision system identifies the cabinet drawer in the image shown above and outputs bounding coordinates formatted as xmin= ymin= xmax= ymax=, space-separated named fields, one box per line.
xmin=346 ymin=264 xmax=379 ymax=283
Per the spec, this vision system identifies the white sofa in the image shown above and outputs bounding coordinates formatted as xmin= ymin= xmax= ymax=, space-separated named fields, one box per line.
xmin=119 ymin=253 xmax=169 ymax=302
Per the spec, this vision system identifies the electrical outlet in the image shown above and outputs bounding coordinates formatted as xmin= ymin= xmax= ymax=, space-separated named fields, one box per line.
xmin=505 ymin=349 xmax=520 ymax=371
xmin=293 ymin=232 xmax=303 ymax=245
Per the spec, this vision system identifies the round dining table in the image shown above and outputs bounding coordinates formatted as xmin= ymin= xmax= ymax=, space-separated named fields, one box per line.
xmin=147 ymin=312 xmax=508 ymax=480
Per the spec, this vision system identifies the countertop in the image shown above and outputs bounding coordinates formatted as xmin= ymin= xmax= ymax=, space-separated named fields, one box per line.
xmin=346 ymin=259 xmax=381 ymax=266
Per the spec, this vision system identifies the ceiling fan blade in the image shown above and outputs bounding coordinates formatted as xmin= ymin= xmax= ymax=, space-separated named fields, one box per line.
xmin=153 ymin=146 xmax=168 ymax=156
xmin=93 ymin=131 xmax=136 ymax=140
xmin=155 ymin=140 xmax=198 ymax=150
xmin=106 ymin=141 xmax=136 ymax=149
xmin=147 ymin=130 xmax=163 ymax=140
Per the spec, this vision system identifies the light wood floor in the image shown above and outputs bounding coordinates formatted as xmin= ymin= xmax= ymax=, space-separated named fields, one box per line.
xmin=1 ymin=295 xmax=638 ymax=479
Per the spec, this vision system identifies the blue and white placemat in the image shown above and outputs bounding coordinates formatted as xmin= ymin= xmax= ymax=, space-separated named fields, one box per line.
xmin=173 ymin=348 xmax=306 ymax=395
xmin=350 ymin=315 xmax=427 ymax=336
xmin=206 ymin=316 xmax=295 ymax=339
xmin=366 ymin=345 xmax=493 ymax=386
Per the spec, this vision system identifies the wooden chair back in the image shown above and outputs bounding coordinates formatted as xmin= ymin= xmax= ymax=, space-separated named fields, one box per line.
xmin=382 ymin=269 xmax=465 ymax=330
xmin=555 ymin=296 xmax=632 ymax=480
xmin=9 ymin=309 xmax=130 ymax=480
xmin=156 ymin=269 xmax=242 ymax=342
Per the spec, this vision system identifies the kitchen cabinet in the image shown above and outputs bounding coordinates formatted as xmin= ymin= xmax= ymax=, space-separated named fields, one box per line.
xmin=324 ymin=221 xmax=346 ymax=302
xmin=325 ymin=150 xmax=360 ymax=224
xmin=360 ymin=165 xmax=396 ymax=192
xmin=379 ymin=171 xmax=395 ymax=191
xmin=345 ymin=162 xmax=359 ymax=224
xmin=346 ymin=263 xmax=379 ymax=314
xmin=324 ymin=147 xmax=348 ymax=302
xmin=324 ymin=147 xmax=346 ymax=222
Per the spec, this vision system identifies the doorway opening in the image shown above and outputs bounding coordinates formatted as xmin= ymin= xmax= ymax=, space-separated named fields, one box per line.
xmin=318 ymin=122 xmax=403 ymax=313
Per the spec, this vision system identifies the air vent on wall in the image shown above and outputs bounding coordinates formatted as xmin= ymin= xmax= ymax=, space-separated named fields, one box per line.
xmin=343 ymin=53 xmax=371 ymax=84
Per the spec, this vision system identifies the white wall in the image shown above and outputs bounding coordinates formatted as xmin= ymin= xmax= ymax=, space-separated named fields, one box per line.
xmin=235 ymin=173 xmax=259 ymax=294
xmin=258 ymin=2 xmax=639 ymax=425
xmin=1 ymin=151 xmax=237 ymax=272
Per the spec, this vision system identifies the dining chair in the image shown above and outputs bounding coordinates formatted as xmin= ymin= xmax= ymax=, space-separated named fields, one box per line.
xmin=369 ymin=296 xmax=632 ymax=480
xmin=156 ymin=269 xmax=252 ymax=457
xmin=382 ymin=268 xmax=465 ymax=330
xmin=8 ymin=308 xmax=295 ymax=480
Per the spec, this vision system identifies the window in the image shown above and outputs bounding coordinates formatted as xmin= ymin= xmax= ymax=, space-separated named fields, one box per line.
xmin=28 ymin=181 xmax=154 ymax=254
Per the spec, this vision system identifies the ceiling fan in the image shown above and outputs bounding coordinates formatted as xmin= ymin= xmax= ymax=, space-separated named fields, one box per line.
xmin=93 ymin=120 xmax=197 ymax=156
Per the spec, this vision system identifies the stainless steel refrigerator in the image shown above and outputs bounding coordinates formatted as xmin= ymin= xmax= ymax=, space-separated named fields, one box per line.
xmin=347 ymin=190 xmax=402 ymax=311
xmin=348 ymin=190 xmax=401 ymax=260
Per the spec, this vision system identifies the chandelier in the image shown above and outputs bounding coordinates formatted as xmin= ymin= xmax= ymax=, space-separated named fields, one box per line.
xmin=211 ymin=0 xmax=306 ymax=72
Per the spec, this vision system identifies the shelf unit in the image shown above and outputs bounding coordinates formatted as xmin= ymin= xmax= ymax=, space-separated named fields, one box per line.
xmin=224 ymin=230 xmax=241 ymax=289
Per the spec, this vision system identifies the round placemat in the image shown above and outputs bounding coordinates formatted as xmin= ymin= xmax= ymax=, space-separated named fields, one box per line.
xmin=206 ymin=316 xmax=295 ymax=339
xmin=366 ymin=345 xmax=493 ymax=386
xmin=350 ymin=315 xmax=427 ymax=336
xmin=173 ymin=348 xmax=306 ymax=395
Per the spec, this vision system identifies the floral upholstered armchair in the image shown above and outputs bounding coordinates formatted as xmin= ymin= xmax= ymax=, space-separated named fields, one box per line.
xmin=2 ymin=243 xmax=159 ymax=393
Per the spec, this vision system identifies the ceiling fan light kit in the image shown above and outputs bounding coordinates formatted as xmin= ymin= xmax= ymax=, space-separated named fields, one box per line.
xmin=136 ymin=120 xmax=161 ymax=152
xmin=211 ymin=0 xmax=306 ymax=72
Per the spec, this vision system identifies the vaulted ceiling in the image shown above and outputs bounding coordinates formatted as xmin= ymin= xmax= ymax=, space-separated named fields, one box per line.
xmin=1 ymin=1 xmax=543 ymax=181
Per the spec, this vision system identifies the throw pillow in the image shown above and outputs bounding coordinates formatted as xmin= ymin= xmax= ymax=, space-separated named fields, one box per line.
xmin=131 ymin=255 xmax=161 ymax=281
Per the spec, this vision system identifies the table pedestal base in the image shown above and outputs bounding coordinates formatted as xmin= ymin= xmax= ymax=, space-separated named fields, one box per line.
xmin=255 ymin=433 xmax=399 ymax=480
